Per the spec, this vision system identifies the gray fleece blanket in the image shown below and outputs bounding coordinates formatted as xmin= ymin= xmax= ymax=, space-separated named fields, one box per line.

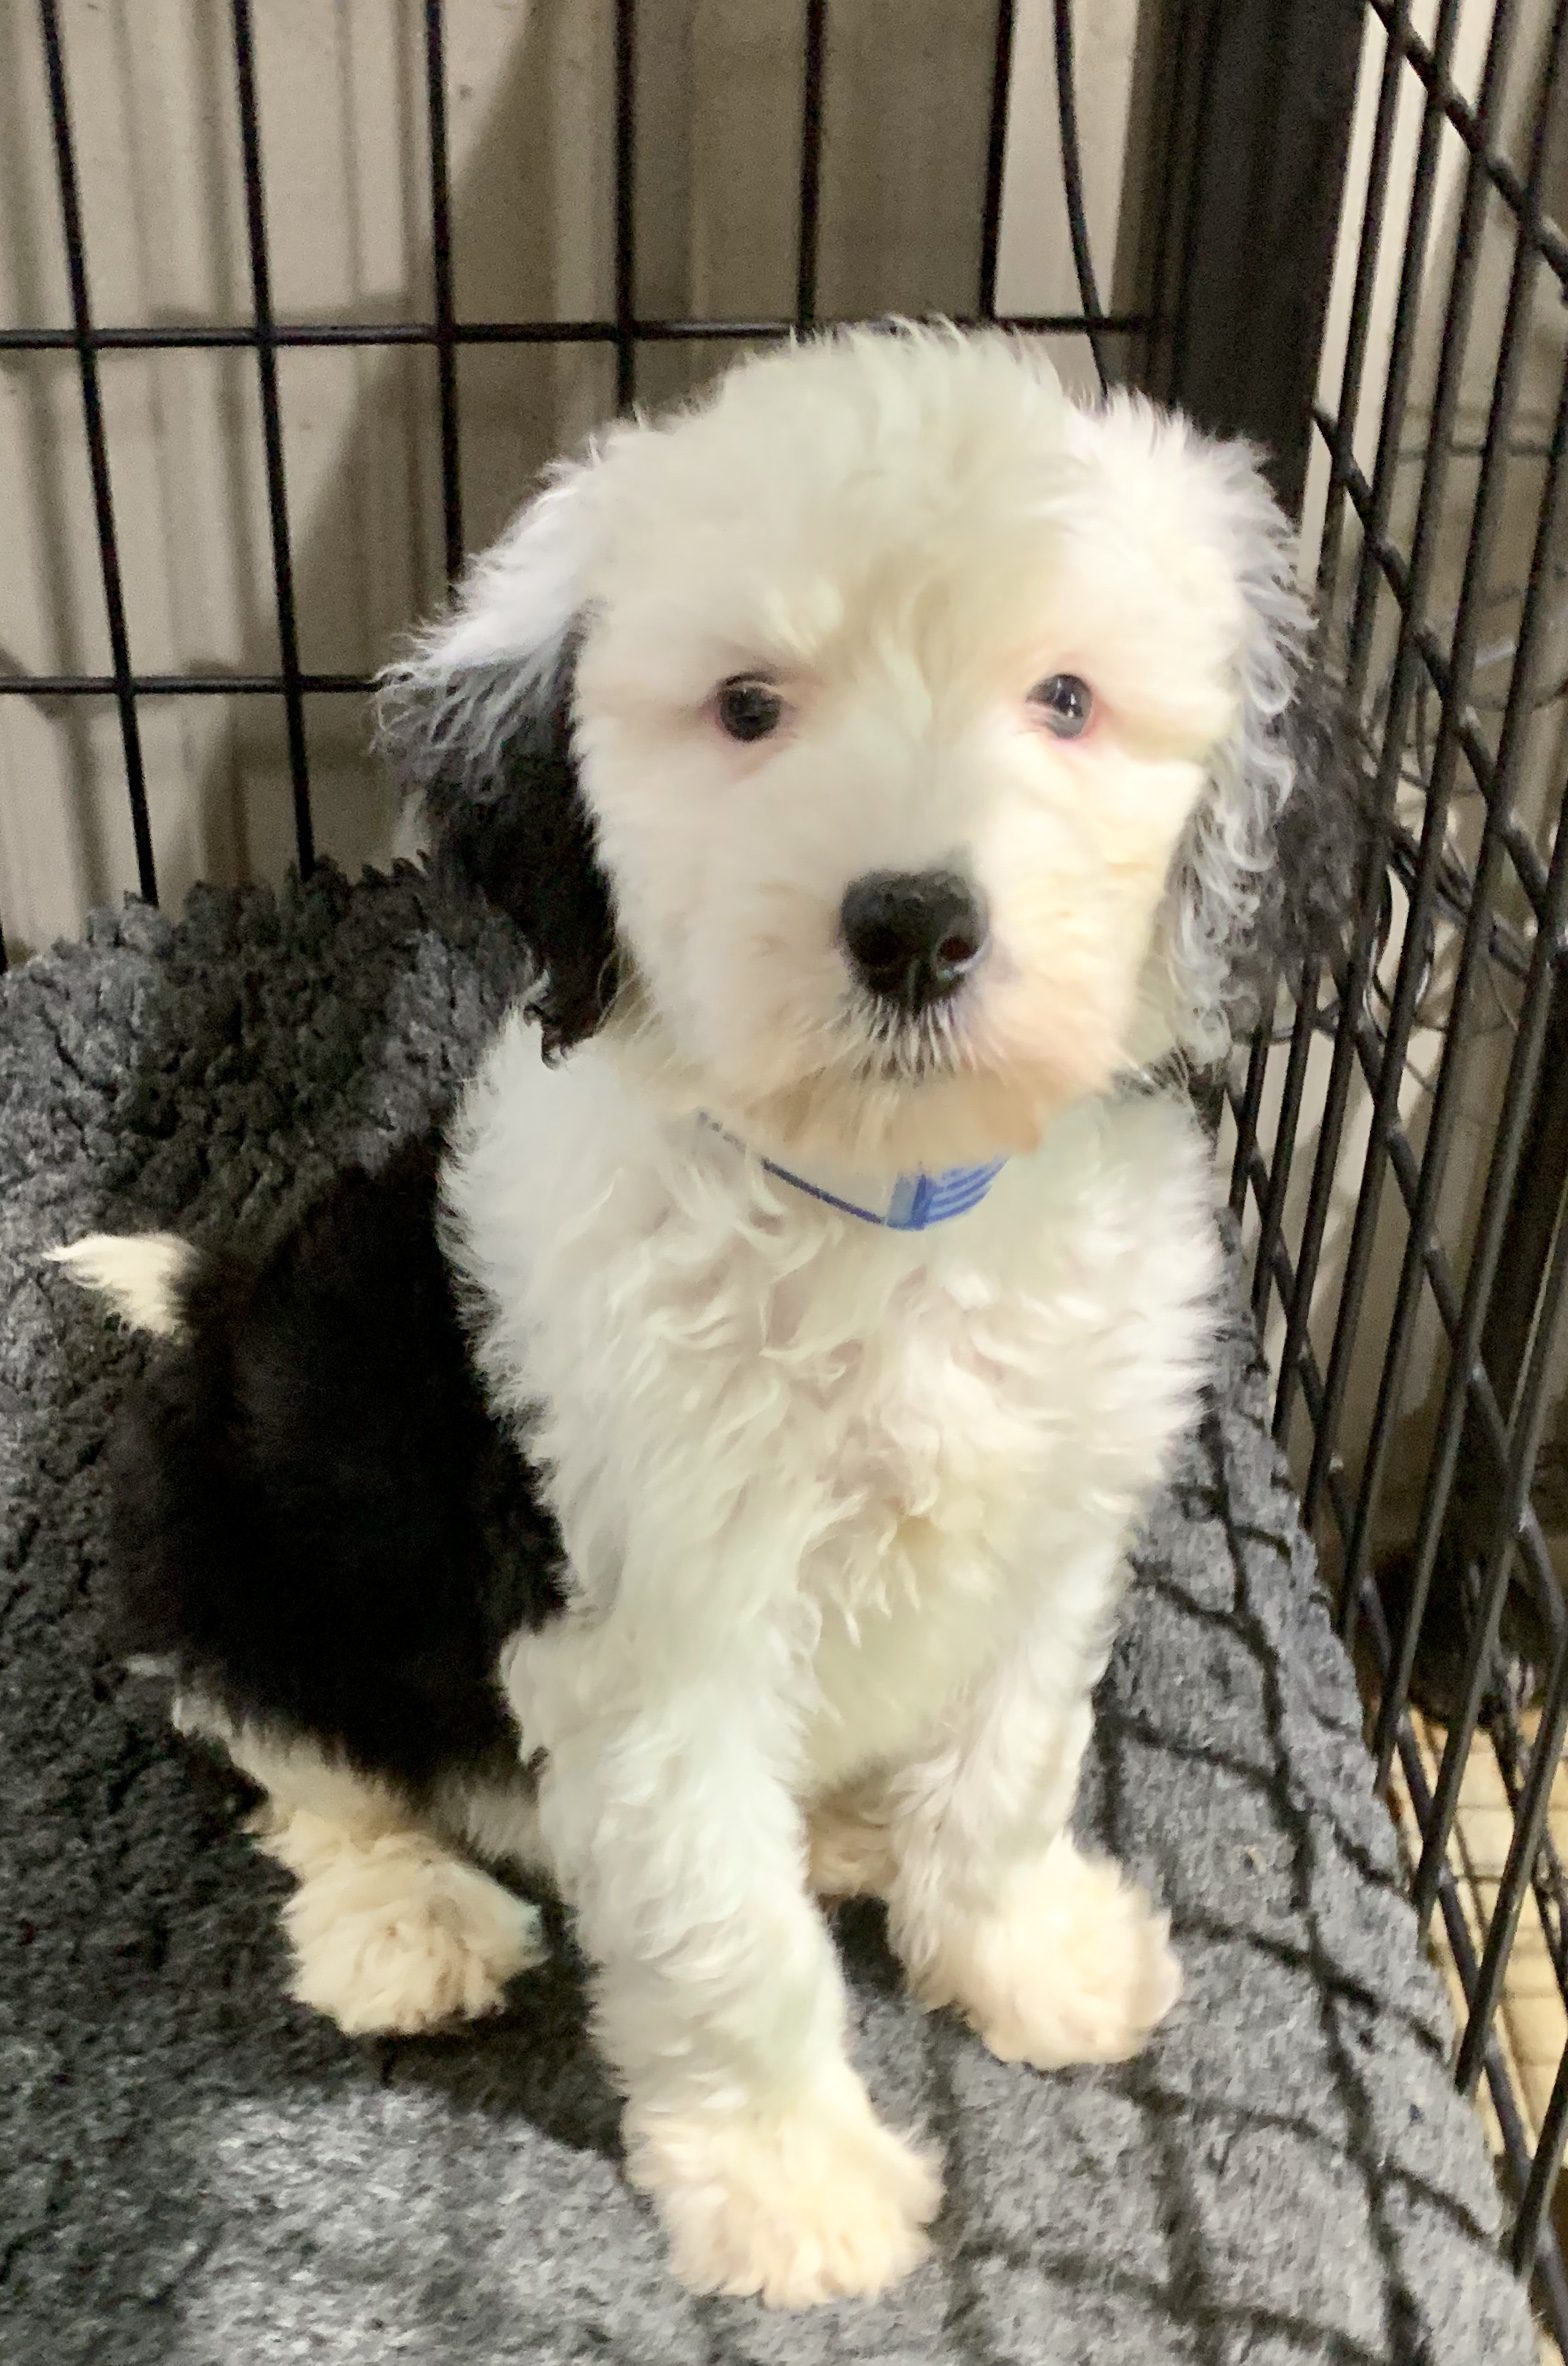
xmin=0 ymin=865 xmax=1537 ymax=2365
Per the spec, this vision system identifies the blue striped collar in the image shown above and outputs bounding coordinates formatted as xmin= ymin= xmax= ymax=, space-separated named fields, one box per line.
xmin=700 ymin=1117 xmax=1005 ymax=1230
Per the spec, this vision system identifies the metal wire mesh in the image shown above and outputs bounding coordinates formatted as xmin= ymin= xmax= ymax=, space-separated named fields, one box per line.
xmin=1222 ymin=0 xmax=1568 ymax=2338
xmin=0 ymin=0 xmax=1146 ymax=968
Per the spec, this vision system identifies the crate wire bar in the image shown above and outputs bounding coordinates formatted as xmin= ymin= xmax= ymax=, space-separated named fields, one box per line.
xmin=1216 ymin=0 xmax=1568 ymax=2342
xmin=31 ymin=0 xmax=152 ymax=912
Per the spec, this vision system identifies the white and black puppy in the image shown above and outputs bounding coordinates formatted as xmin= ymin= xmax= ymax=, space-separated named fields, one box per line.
xmin=59 ymin=327 xmax=1343 ymax=2309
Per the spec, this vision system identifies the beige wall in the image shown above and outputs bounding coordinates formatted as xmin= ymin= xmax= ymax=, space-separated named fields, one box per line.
xmin=0 ymin=0 xmax=1142 ymax=960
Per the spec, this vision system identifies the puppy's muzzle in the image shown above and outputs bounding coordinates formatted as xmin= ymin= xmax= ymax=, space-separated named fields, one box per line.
xmin=839 ymin=869 xmax=989 ymax=1018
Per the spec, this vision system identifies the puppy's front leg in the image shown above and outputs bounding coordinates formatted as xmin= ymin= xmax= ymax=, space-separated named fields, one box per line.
xmin=888 ymin=1537 xmax=1181 ymax=2071
xmin=512 ymin=1624 xmax=937 ymax=2307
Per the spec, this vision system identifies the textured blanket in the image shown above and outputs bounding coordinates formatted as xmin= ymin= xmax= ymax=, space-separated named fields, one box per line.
xmin=0 ymin=866 xmax=1536 ymax=2365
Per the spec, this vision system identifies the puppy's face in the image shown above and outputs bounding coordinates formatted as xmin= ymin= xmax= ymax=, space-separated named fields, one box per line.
xmin=384 ymin=331 xmax=1313 ymax=1171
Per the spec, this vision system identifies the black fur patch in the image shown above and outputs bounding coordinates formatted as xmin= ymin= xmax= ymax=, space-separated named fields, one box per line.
xmin=1229 ymin=667 xmax=1372 ymax=1028
xmin=378 ymin=654 xmax=620 ymax=1061
xmin=108 ymin=1136 xmax=566 ymax=1802
xmin=431 ymin=737 xmax=620 ymax=1061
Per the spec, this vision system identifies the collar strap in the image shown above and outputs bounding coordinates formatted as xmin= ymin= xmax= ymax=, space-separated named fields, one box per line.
xmin=700 ymin=1117 xmax=1004 ymax=1230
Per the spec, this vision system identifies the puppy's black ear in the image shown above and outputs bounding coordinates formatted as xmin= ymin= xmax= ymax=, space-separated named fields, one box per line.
xmin=1158 ymin=439 xmax=1365 ymax=1064
xmin=1224 ymin=664 xmax=1369 ymax=1027
xmin=375 ymin=458 xmax=620 ymax=1059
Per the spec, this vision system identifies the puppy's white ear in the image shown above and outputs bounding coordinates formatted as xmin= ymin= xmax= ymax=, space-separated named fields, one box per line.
xmin=403 ymin=454 xmax=599 ymax=685
xmin=1157 ymin=439 xmax=1360 ymax=1066
xmin=376 ymin=454 xmax=620 ymax=1058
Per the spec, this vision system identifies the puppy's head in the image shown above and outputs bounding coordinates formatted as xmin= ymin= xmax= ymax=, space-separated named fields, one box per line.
xmin=380 ymin=326 xmax=1337 ymax=1167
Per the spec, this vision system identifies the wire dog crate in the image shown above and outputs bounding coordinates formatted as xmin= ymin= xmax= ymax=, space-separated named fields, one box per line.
xmin=1213 ymin=0 xmax=1568 ymax=2346
xmin=2 ymin=0 xmax=1565 ymax=2344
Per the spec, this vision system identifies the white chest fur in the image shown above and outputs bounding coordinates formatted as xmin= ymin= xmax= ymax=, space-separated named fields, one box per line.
xmin=444 ymin=1018 xmax=1219 ymax=1791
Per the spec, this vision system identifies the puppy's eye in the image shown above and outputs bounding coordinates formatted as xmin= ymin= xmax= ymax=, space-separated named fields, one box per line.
xmin=715 ymin=676 xmax=786 ymax=743
xmin=1029 ymin=674 xmax=1094 ymax=738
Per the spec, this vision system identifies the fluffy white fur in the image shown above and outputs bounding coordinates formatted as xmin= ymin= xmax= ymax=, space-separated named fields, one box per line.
xmin=49 ymin=1234 xmax=193 ymax=1339
xmin=173 ymin=1699 xmax=547 ymax=2035
xmin=81 ymin=330 xmax=1312 ymax=2308
xmin=449 ymin=1037 xmax=1214 ymax=2299
xmin=423 ymin=331 xmax=1299 ymax=2302
xmin=382 ymin=326 xmax=1308 ymax=1140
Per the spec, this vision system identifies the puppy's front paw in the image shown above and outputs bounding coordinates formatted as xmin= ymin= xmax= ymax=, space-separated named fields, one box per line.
xmin=626 ymin=2071 xmax=939 ymax=2307
xmin=915 ymin=1835 xmax=1180 ymax=2070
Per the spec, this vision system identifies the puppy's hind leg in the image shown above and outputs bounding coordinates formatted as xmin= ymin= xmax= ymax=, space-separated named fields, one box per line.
xmin=183 ymin=1704 xmax=545 ymax=2037
xmin=262 ymin=1800 xmax=546 ymax=2039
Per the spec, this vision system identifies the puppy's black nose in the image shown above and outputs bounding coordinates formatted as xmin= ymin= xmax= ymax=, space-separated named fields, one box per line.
xmin=839 ymin=869 xmax=989 ymax=1013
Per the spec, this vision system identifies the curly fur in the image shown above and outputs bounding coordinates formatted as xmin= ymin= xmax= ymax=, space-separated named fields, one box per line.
xmin=65 ymin=327 xmax=1356 ymax=2311
xmin=1153 ymin=426 xmax=1312 ymax=1058
xmin=378 ymin=328 xmax=1344 ymax=1121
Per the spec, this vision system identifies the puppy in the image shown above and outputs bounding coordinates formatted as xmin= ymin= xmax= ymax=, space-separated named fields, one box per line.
xmin=58 ymin=326 xmax=1336 ymax=2308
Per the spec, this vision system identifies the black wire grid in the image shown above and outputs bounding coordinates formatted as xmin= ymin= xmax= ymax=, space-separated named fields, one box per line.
xmin=0 ymin=0 xmax=1140 ymax=969
xmin=1221 ymin=0 xmax=1568 ymax=2341
xmin=4 ymin=0 xmax=1567 ymax=2337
